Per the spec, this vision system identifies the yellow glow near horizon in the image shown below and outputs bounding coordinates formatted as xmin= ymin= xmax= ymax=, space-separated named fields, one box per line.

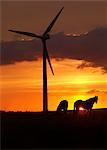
xmin=0 ymin=59 xmax=107 ymax=111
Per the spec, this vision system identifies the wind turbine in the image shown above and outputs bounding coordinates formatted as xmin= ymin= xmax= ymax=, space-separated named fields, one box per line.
xmin=8 ymin=7 xmax=64 ymax=112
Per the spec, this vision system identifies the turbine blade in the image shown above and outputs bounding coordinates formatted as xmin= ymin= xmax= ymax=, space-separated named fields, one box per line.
xmin=8 ymin=30 xmax=41 ymax=38
xmin=43 ymin=7 xmax=64 ymax=35
xmin=45 ymin=47 xmax=54 ymax=76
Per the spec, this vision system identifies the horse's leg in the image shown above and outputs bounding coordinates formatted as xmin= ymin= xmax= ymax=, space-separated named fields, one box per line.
xmin=90 ymin=108 xmax=95 ymax=120
xmin=89 ymin=108 xmax=91 ymax=114
xmin=87 ymin=108 xmax=91 ymax=119
xmin=74 ymin=106 xmax=79 ymax=120
xmin=57 ymin=105 xmax=60 ymax=111
xmin=73 ymin=104 xmax=77 ymax=118
xmin=73 ymin=104 xmax=76 ymax=116
xmin=57 ymin=104 xmax=62 ymax=114
xmin=64 ymin=105 xmax=67 ymax=114
xmin=74 ymin=104 xmax=75 ymax=112
xmin=76 ymin=106 xmax=79 ymax=112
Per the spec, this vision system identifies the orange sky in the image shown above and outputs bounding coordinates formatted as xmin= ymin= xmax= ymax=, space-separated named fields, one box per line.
xmin=1 ymin=59 xmax=107 ymax=111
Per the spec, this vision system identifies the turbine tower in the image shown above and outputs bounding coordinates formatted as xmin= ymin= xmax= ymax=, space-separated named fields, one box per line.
xmin=8 ymin=7 xmax=64 ymax=112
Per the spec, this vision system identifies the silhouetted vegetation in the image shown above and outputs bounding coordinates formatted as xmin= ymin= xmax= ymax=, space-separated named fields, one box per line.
xmin=1 ymin=109 xmax=107 ymax=148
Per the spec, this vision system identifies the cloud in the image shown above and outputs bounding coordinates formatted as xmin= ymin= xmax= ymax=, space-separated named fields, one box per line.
xmin=76 ymin=61 xmax=94 ymax=69
xmin=1 ymin=40 xmax=41 ymax=65
xmin=1 ymin=27 xmax=107 ymax=71
xmin=48 ymin=27 xmax=107 ymax=72
xmin=87 ymin=89 xmax=107 ymax=94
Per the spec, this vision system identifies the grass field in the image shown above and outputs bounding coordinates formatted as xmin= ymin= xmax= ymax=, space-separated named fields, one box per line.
xmin=1 ymin=109 xmax=107 ymax=149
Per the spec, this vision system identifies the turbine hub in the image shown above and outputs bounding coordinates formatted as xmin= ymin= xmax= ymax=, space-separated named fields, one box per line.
xmin=42 ymin=34 xmax=50 ymax=40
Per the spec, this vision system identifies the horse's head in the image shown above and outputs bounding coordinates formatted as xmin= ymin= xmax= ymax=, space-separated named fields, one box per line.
xmin=94 ymin=96 xmax=98 ymax=103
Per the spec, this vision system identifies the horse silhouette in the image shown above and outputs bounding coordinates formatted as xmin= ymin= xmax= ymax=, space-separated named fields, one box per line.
xmin=57 ymin=100 xmax=68 ymax=113
xmin=74 ymin=96 xmax=98 ymax=112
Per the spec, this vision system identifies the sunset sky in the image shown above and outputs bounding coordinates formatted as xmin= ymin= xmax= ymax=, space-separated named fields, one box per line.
xmin=1 ymin=1 xmax=107 ymax=111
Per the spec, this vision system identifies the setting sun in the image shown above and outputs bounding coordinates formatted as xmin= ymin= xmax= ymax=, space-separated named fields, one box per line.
xmin=79 ymin=107 xmax=84 ymax=111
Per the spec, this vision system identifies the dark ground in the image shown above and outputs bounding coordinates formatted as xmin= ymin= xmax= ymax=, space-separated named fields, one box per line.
xmin=1 ymin=109 xmax=107 ymax=149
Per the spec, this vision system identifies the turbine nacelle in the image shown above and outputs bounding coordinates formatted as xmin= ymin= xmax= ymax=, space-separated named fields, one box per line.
xmin=42 ymin=34 xmax=50 ymax=40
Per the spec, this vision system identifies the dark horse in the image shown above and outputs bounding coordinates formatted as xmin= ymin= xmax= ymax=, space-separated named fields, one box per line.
xmin=74 ymin=96 xmax=98 ymax=112
xmin=57 ymin=100 xmax=68 ymax=113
